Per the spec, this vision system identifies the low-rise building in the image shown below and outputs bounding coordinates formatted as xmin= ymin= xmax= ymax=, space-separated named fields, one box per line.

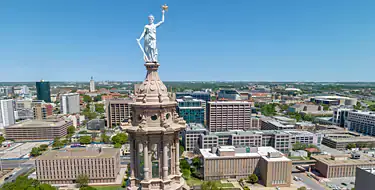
xmin=200 ymin=146 xmax=292 ymax=187
xmin=345 ymin=110 xmax=375 ymax=136
xmin=310 ymin=96 xmax=357 ymax=106
xmin=182 ymin=123 xmax=208 ymax=152
xmin=321 ymin=132 xmax=375 ymax=150
xmin=312 ymin=154 xmax=375 ymax=178
xmin=5 ymin=119 xmax=72 ymax=141
xmin=261 ymin=118 xmax=295 ymax=130
xmin=87 ymin=119 xmax=105 ymax=131
xmin=36 ymin=148 xmax=120 ymax=184
xmin=332 ymin=106 xmax=352 ymax=127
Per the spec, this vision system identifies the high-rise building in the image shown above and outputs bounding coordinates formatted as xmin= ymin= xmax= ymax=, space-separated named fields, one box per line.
xmin=0 ymin=99 xmax=15 ymax=128
xmin=176 ymin=96 xmax=205 ymax=124
xmin=21 ymin=85 xmax=29 ymax=94
xmin=176 ymin=91 xmax=211 ymax=102
xmin=207 ymin=101 xmax=251 ymax=132
xmin=36 ymin=80 xmax=51 ymax=102
xmin=89 ymin=76 xmax=95 ymax=92
xmin=106 ymin=99 xmax=133 ymax=128
xmin=345 ymin=111 xmax=375 ymax=136
xmin=217 ymin=89 xmax=242 ymax=100
xmin=33 ymin=103 xmax=53 ymax=120
xmin=332 ymin=106 xmax=352 ymax=127
xmin=60 ymin=93 xmax=80 ymax=114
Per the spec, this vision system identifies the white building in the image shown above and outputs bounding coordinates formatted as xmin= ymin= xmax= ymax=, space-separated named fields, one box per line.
xmin=0 ymin=99 xmax=15 ymax=128
xmin=345 ymin=111 xmax=375 ymax=136
xmin=89 ymin=76 xmax=95 ymax=92
xmin=21 ymin=86 xmax=29 ymax=94
xmin=60 ymin=93 xmax=80 ymax=114
xmin=332 ymin=106 xmax=352 ymax=127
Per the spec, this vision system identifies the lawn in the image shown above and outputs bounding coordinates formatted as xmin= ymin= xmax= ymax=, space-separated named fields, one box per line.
xmin=94 ymin=186 xmax=123 ymax=190
xmin=186 ymin=176 xmax=204 ymax=186
xmin=220 ymin=183 xmax=234 ymax=187
xmin=364 ymin=100 xmax=375 ymax=106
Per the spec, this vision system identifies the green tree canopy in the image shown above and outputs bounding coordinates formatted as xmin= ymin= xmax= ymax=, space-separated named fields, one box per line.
xmin=0 ymin=136 xmax=5 ymax=144
xmin=39 ymin=144 xmax=49 ymax=151
xmin=201 ymin=181 xmax=220 ymax=190
xmin=94 ymin=95 xmax=102 ymax=102
xmin=180 ymin=159 xmax=190 ymax=170
xmin=192 ymin=157 xmax=201 ymax=168
xmin=292 ymin=142 xmax=307 ymax=151
xmin=111 ymin=133 xmax=128 ymax=145
xmin=82 ymin=95 xmax=92 ymax=103
xmin=182 ymin=169 xmax=191 ymax=180
xmin=297 ymin=187 xmax=307 ymax=190
xmin=346 ymin=143 xmax=356 ymax=150
xmin=52 ymin=137 xmax=63 ymax=149
xmin=76 ymin=174 xmax=89 ymax=188
xmin=79 ymin=136 xmax=92 ymax=144
xmin=248 ymin=174 xmax=259 ymax=184
xmin=30 ymin=147 xmax=42 ymax=157
xmin=101 ymin=133 xmax=110 ymax=144
xmin=67 ymin=126 xmax=76 ymax=135
xmin=114 ymin=143 xmax=122 ymax=148
xmin=260 ymin=104 xmax=277 ymax=116
xmin=95 ymin=104 xmax=104 ymax=113
xmin=2 ymin=176 xmax=55 ymax=190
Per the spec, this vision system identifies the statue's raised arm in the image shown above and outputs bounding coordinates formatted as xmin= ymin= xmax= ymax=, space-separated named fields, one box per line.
xmin=136 ymin=5 xmax=168 ymax=63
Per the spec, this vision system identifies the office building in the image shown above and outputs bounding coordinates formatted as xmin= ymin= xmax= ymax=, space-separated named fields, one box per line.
xmin=182 ymin=123 xmax=208 ymax=152
xmin=33 ymin=103 xmax=53 ymax=120
xmin=200 ymin=146 xmax=292 ymax=187
xmin=321 ymin=132 xmax=375 ymax=150
xmin=89 ymin=76 xmax=95 ymax=92
xmin=261 ymin=118 xmax=295 ymax=130
xmin=313 ymin=154 xmax=375 ymax=178
xmin=87 ymin=119 xmax=105 ymax=130
xmin=176 ymin=91 xmax=210 ymax=102
xmin=106 ymin=99 xmax=133 ymax=128
xmin=36 ymin=80 xmax=51 ymax=103
xmin=176 ymin=96 xmax=205 ymax=124
xmin=355 ymin=167 xmax=375 ymax=190
xmin=5 ymin=119 xmax=72 ymax=141
xmin=217 ymin=89 xmax=241 ymax=100
xmin=60 ymin=93 xmax=80 ymax=114
xmin=332 ymin=106 xmax=352 ymax=127
xmin=36 ymin=148 xmax=120 ymax=184
xmin=0 ymin=99 xmax=15 ymax=128
xmin=207 ymin=101 xmax=251 ymax=132
xmin=345 ymin=111 xmax=375 ymax=136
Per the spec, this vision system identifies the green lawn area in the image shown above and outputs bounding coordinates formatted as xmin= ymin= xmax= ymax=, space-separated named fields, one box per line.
xmin=186 ymin=176 xmax=204 ymax=186
xmin=220 ymin=183 xmax=234 ymax=187
xmin=94 ymin=186 xmax=123 ymax=190
xmin=364 ymin=100 xmax=375 ymax=106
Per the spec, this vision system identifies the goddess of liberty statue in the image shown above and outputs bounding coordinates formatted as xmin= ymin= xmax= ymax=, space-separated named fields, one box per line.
xmin=136 ymin=6 xmax=167 ymax=62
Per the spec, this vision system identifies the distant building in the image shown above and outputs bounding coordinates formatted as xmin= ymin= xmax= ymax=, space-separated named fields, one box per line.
xmin=0 ymin=99 xmax=15 ymax=128
xmin=176 ymin=96 xmax=205 ymax=124
xmin=355 ymin=167 xmax=375 ymax=190
xmin=87 ymin=119 xmax=105 ymax=130
xmin=36 ymin=80 xmax=51 ymax=103
xmin=36 ymin=148 xmax=120 ymax=184
xmin=332 ymin=106 xmax=352 ymax=127
xmin=200 ymin=146 xmax=292 ymax=187
xmin=176 ymin=91 xmax=211 ymax=102
xmin=345 ymin=111 xmax=375 ymax=136
xmin=33 ymin=103 xmax=53 ymax=120
xmin=106 ymin=99 xmax=133 ymax=128
xmin=60 ymin=93 xmax=80 ymax=114
xmin=207 ymin=101 xmax=252 ymax=132
xmin=313 ymin=154 xmax=375 ymax=178
xmin=261 ymin=118 xmax=295 ymax=130
xmin=217 ymin=89 xmax=241 ymax=100
xmin=0 ymin=86 xmax=14 ymax=97
xmin=89 ymin=76 xmax=95 ymax=92
xmin=321 ymin=131 xmax=375 ymax=150
xmin=310 ymin=96 xmax=357 ymax=106
xmin=5 ymin=119 xmax=72 ymax=141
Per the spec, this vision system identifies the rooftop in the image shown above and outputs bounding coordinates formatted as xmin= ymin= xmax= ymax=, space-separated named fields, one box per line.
xmin=208 ymin=101 xmax=250 ymax=105
xmin=312 ymin=154 xmax=375 ymax=166
xmin=37 ymin=148 xmax=119 ymax=160
xmin=6 ymin=119 xmax=69 ymax=128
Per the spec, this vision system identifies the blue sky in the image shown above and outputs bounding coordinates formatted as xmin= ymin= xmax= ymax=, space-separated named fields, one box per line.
xmin=0 ymin=0 xmax=374 ymax=82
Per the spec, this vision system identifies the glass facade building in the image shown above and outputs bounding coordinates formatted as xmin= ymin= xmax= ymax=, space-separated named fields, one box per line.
xmin=176 ymin=91 xmax=210 ymax=102
xmin=36 ymin=81 xmax=51 ymax=103
xmin=176 ymin=96 xmax=205 ymax=124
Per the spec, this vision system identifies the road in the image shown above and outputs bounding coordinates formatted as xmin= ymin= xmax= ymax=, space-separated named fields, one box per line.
xmin=293 ymin=173 xmax=325 ymax=190
xmin=0 ymin=160 xmax=28 ymax=170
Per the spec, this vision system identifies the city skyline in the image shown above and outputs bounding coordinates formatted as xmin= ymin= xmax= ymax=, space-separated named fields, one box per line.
xmin=1 ymin=0 xmax=374 ymax=82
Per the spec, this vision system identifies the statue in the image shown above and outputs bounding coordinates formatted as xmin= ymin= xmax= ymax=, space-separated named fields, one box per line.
xmin=136 ymin=5 xmax=168 ymax=63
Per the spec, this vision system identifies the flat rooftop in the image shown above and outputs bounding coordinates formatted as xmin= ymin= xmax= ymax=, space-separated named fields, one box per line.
xmin=208 ymin=101 xmax=250 ymax=105
xmin=312 ymin=154 xmax=375 ymax=166
xmin=6 ymin=119 xmax=69 ymax=128
xmin=37 ymin=148 xmax=119 ymax=160
xmin=200 ymin=146 xmax=290 ymax=162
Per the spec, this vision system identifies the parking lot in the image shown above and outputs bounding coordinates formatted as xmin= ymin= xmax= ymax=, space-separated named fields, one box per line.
xmin=324 ymin=177 xmax=355 ymax=190
xmin=0 ymin=142 xmax=51 ymax=159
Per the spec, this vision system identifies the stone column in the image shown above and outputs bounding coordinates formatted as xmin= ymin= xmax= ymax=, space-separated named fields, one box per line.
xmin=135 ymin=141 xmax=140 ymax=178
xmin=171 ymin=142 xmax=176 ymax=175
xmin=162 ymin=140 xmax=169 ymax=180
xmin=175 ymin=135 xmax=180 ymax=175
xmin=143 ymin=140 xmax=149 ymax=181
xmin=129 ymin=136 xmax=135 ymax=178
xmin=148 ymin=142 xmax=152 ymax=179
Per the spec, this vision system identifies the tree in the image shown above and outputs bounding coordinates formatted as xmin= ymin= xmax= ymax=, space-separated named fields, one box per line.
xmin=179 ymin=145 xmax=185 ymax=156
xmin=101 ymin=133 xmax=110 ymax=144
xmin=30 ymin=147 xmax=41 ymax=157
xmin=111 ymin=133 xmax=128 ymax=145
xmin=76 ymin=174 xmax=89 ymax=188
xmin=39 ymin=144 xmax=49 ymax=151
xmin=79 ymin=136 xmax=92 ymax=144
xmin=322 ymin=104 xmax=329 ymax=111
xmin=114 ymin=143 xmax=122 ymax=148
xmin=192 ymin=157 xmax=201 ymax=168
xmin=248 ymin=174 xmax=258 ymax=184
xmin=67 ymin=126 xmax=76 ymax=135
xmin=297 ymin=187 xmax=307 ymax=190
xmin=94 ymin=95 xmax=102 ymax=102
xmin=260 ymin=104 xmax=276 ymax=116
xmin=180 ymin=159 xmax=190 ymax=170
xmin=347 ymin=143 xmax=356 ymax=150
xmin=95 ymin=104 xmax=104 ymax=113
xmin=182 ymin=169 xmax=191 ymax=180
xmin=80 ymin=186 xmax=97 ymax=190
xmin=292 ymin=142 xmax=307 ymax=151
xmin=2 ymin=176 xmax=55 ymax=190
xmin=201 ymin=181 xmax=220 ymax=190
xmin=243 ymin=186 xmax=250 ymax=190
xmin=0 ymin=136 xmax=5 ymax=144
xmin=52 ymin=137 xmax=63 ymax=149
xmin=83 ymin=95 xmax=92 ymax=103
xmin=78 ymin=130 xmax=88 ymax=134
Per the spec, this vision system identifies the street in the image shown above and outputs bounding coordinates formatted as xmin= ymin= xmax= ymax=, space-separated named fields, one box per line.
xmin=292 ymin=173 xmax=325 ymax=190
xmin=0 ymin=160 xmax=28 ymax=170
